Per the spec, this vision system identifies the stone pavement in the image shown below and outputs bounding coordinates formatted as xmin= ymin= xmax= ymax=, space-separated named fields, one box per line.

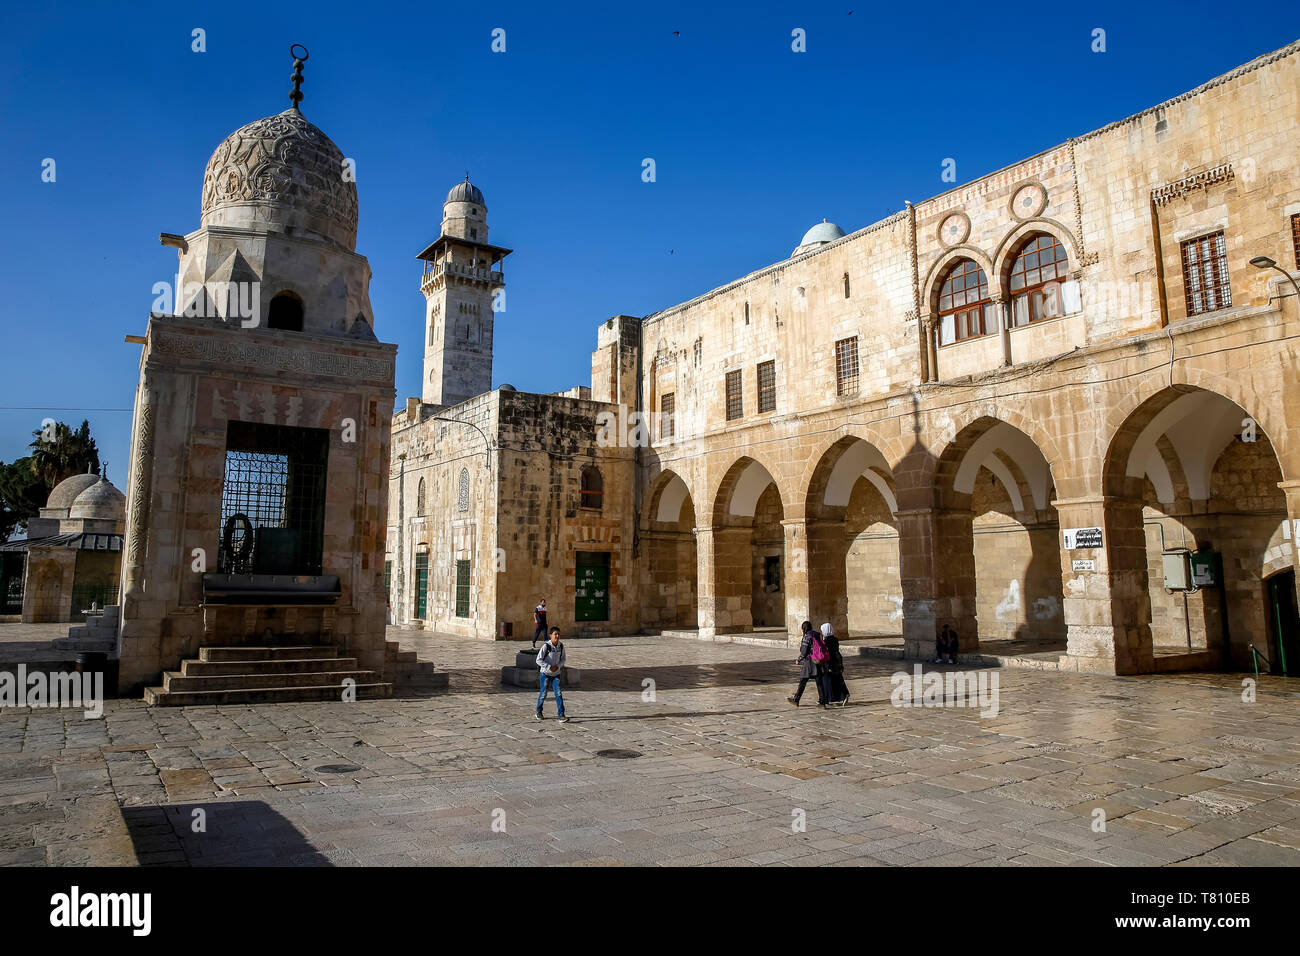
xmin=1 ymin=628 xmax=1299 ymax=866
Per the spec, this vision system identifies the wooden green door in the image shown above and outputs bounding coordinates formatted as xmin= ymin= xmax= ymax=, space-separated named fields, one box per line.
xmin=414 ymin=553 xmax=429 ymax=620
xmin=575 ymin=551 xmax=610 ymax=622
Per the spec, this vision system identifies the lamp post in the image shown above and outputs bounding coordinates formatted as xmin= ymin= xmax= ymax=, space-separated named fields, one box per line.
xmin=1249 ymin=255 xmax=1300 ymax=302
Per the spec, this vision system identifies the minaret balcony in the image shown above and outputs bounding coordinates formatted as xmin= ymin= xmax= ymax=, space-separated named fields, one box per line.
xmin=421 ymin=262 xmax=504 ymax=293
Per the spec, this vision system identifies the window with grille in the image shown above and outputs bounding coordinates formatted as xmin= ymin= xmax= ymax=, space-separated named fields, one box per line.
xmin=757 ymin=360 xmax=776 ymax=413
xmin=843 ymin=273 xmax=851 ymax=299
xmin=1180 ymin=231 xmax=1231 ymax=316
xmin=1009 ymin=233 xmax=1070 ymax=326
xmin=834 ymin=337 xmax=859 ymax=396
xmin=725 ymin=370 xmax=743 ymax=420
xmin=660 ymin=392 xmax=675 ymax=440
xmin=937 ymin=259 xmax=994 ymax=344
xmin=580 ymin=466 xmax=603 ymax=511
xmin=219 ymin=421 xmax=327 ymax=575
xmin=1291 ymin=214 xmax=1300 ymax=269
xmin=457 ymin=468 xmax=470 ymax=512
xmin=455 ymin=560 xmax=471 ymax=618
xmin=416 ymin=477 xmax=426 ymax=517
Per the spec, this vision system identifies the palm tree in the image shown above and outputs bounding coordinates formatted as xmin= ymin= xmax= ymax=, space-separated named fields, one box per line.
xmin=28 ymin=419 xmax=100 ymax=487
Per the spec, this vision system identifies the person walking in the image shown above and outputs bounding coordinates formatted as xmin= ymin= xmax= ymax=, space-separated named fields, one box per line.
xmin=821 ymin=622 xmax=849 ymax=707
xmin=788 ymin=620 xmax=829 ymax=708
xmin=535 ymin=626 xmax=569 ymax=722
xmin=531 ymin=599 xmax=548 ymax=649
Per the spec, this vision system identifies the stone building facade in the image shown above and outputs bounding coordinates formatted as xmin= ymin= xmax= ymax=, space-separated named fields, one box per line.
xmin=390 ymin=41 xmax=1300 ymax=677
xmin=116 ymin=96 xmax=396 ymax=695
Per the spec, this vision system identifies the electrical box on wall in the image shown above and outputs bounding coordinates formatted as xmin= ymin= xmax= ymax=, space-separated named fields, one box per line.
xmin=1162 ymin=550 xmax=1193 ymax=590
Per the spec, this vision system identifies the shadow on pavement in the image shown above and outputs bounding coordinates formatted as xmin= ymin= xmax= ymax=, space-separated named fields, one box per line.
xmin=121 ymin=801 xmax=332 ymax=867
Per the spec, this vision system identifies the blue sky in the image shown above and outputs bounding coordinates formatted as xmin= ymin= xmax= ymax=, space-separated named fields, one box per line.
xmin=0 ymin=0 xmax=1294 ymax=481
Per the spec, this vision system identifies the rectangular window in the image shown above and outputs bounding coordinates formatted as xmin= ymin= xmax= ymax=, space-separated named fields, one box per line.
xmin=1180 ymin=230 xmax=1231 ymax=316
xmin=414 ymin=553 xmax=429 ymax=620
xmin=725 ymin=370 xmax=743 ymax=421
xmin=764 ymin=555 xmax=781 ymax=592
xmin=454 ymin=559 xmax=470 ymax=618
xmin=219 ymin=421 xmax=328 ymax=575
xmin=834 ymin=337 xmax=859 ymax=396
xmin=660 ymin=392 xmax=675 ymax=440
xmin=1292 ymin=214 xmax=1300 ymax=269
xmin=757 ymin=360 xmax=776 ymax=413
xmin=383 ymin=559 xmax=392 ymax=595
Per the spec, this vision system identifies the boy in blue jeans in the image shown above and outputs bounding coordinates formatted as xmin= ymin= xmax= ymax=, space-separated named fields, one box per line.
xmin=535 ymin=626 xmax=569 ymax=722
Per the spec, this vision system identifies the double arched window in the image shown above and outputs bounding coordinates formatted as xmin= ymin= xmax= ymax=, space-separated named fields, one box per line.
xmin=1009 ymin=233 xmax=1070 ymax=326
xmin=580 ymin=466 xmax=603 ymax=511
xmin=937 ymin=259 xmax=993 ymax=345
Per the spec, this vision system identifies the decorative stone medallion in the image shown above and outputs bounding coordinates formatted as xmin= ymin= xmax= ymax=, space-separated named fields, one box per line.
xmin=938 ymin=213 xmax=970 ymax=247
xmin=1010 ymin=182 xmax=1048 ymax=220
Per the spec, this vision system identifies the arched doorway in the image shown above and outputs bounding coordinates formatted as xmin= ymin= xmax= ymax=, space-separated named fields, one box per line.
xmin=1104 ymin=387 xmax=1294 ymax=669
xmin=710 ymin=457 xmax=785 ymax=634
xmin=935 ymin=418 xmax=1066 ymax=654
xmin=642 ymin=471 xmax=698 ymax=631
xmin=804 ymin=436 xmax=901 ymax=638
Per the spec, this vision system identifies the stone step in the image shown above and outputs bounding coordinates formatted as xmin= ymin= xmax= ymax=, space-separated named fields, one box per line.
xmin=199 ymin=645 xmax=338 ymax=662
xmin=180 ymin=657 xmax=358 ymax=676
xmin=144 ymin=682 xmax=392 ymax=707
xmin=162 ymin=669 xmax=380 ymax=693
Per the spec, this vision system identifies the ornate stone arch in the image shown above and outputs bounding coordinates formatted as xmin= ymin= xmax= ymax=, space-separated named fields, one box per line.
xmin=921 ymin=245 xmax=998 ymax=316
xmin=992 ymin=217 xmax=1083 ymax=291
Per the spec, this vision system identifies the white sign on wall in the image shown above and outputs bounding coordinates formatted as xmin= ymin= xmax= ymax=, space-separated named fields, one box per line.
xmin=1063 ymin=527 xmax=1103 ymax=550
xmin=1072 ymin=559 xmax=1096 ymax=572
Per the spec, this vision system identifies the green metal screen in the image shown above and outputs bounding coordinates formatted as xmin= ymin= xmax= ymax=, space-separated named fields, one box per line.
xmin=575 ymin=551 xmax=610 ymax=622
xmin=455 ymin=560 xmax=471 ymax=618
xmin=414 ymin=553 xmax=429 ymax=619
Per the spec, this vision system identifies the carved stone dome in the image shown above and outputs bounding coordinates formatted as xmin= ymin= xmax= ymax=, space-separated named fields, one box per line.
xmin=200 ymin=109 xmax=359 ymax=249
xmin=46 ymin=473 xmax=102 ymax=512
xmin=69 ymin=477 xmax=126 ymax=522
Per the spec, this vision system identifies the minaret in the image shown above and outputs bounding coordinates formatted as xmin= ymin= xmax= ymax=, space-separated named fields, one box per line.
xmin=418 ymin=176 xmax=511 ymax=406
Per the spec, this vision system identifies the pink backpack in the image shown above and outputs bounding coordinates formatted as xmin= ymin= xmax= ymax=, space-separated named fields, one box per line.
xmin=810 ymin=634 xmax=828 ymax=664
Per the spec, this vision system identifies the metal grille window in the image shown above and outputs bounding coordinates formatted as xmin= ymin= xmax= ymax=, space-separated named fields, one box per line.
xmin=455 ymin=560 xmax=470 ymax=617
xmin=725 ymin=370 xmax=743 ymax=421
xmin=219 ymin=422 xmax=328 ymax=575
xmin=1292 ymin=214 xmax=1300 ymax=268
xmin=414 ymin=553 xmax=428 ymax=619
xmin=834 ymin=337 xmax=859 ymax=396
xmin=1009 ymin=233 xmax=1070 ymax=326
xmin=757 ymin=360 xmax=776 ymax=413
xmin=457 ymin=468 xmax=470 ymax=512
xmin=1180 ymin=231 xmax=1231 ymax=316
xmin=660 ymin=392 xmax=675 ymax=440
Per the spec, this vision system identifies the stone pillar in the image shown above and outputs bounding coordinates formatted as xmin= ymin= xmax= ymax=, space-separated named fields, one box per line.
xmin=394 ymin=457 xmax=406 ymax=625
xmin=695 ymin=526 xmax=751 ymax=638
xmin=1280 ymin=480 xmax=1300 ymax=611
xmin=783 ymin=518 xmax=849 ymax=640
xmin=1055 ymin=495 xmax=1154 ymax=675
xmin=120 ymin=383 xmax=156 ymax=613
xmin=925 ymin=318 xmax=939 ymax=382
xmin=998 ymin=297 xmax=1013 ymax=366
xmin=896 ymin=507 xmax=979 ymax=659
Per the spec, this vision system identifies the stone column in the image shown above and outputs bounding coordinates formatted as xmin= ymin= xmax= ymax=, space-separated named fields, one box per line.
xmin=783 ymin=518 xmax=849 ymax=640
xmin=695 ymin=526 xmax=752 ymax=638
xmin=896 ymin=506 xmax=979 ymax=658
xmin=1280 ymin=480 xmax=1300 ymax=611
xmin=925 ymin=318 xmax=939 ymax=382
xmin=997 ymin=296 xmax=1013 ymax=366
xmin=1055 ymin=495 xmax=1155 ymax=675
xmin=394 ymin=456 xmax=406 ymax=625
xmin=120 ymin=383 xmax=157 ymax=617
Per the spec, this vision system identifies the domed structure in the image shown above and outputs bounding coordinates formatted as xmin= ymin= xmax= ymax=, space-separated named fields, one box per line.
xmin=446 ymin=178 xmax=485 ymax=208
xmin=68 ymin=477 xmax=126 ymax=522
xmin=200 ymin=109 xmax=359 ymax=250
xmin=793 ymin=219 xmax=846 ymax=256
xmin=45 ymin=473 xmax=102 ymax=513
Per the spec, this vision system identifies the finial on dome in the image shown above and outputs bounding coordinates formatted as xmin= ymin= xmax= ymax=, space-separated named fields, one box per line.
xmin=289 ymin=44 xmax=309 ymax=111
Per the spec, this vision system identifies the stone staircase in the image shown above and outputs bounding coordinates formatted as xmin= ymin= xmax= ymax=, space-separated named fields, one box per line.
xmin=143 ymin=644 xmax=392 ymax=706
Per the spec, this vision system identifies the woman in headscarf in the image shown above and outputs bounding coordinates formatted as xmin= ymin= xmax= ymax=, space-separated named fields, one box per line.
xmin=788 ymin=620 xmax=828 ymax=708
xmin=821 ymin=622 xmax=849 ymax=707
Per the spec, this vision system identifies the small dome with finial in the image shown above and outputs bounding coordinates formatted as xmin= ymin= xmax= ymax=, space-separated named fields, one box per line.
xmin=446 ymin=175 xmax=485 ymax=208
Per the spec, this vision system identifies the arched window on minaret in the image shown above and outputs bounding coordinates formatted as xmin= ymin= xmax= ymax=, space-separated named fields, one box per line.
xmin=267 ymin=291 xmax=304 ymax=331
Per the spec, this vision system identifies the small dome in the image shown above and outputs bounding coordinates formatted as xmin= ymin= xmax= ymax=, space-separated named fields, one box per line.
xmin=201 ymin=109 xmax=359 ymax=250
xmin=795 ymin=219 xmax=846 ymax=254
xmin=68 ymin=477 xmax=126 ymax=522
xmin=46 ymin=473 xmax=102 ymax=511
xmin=446 ymin=178 xmax=485 ymax=208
